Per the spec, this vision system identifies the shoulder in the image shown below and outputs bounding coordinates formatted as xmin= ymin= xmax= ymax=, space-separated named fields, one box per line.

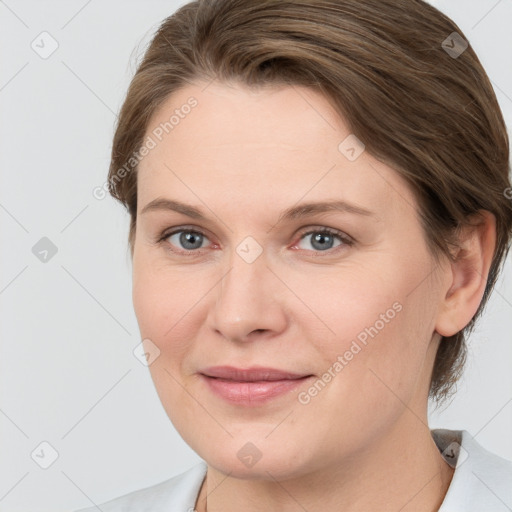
xmin=434 ymin=429 xmax=512 ymax=512
xmin=73 ymin=461 xmax=207 ymax=512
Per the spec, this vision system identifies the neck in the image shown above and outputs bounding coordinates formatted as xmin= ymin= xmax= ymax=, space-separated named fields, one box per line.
xmin=194 ymin=417 xmax=454 ymax=512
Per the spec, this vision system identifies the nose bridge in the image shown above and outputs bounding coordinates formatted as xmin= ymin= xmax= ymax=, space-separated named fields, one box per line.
xmin=220 ymin=240 xmax=268 ymax=316
xmin=210 ymin=237 xmax=285 ymax=340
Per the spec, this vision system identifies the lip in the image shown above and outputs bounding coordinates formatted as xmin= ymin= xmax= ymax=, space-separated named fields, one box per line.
xmin=201 ymin=365 xmax=310 ymax=381
xmin=200 ymin=366 xmax=313 ymax=406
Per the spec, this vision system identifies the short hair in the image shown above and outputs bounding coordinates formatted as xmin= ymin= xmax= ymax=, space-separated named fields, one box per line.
xmin=107 ymin=0 xmax=512 ymax=404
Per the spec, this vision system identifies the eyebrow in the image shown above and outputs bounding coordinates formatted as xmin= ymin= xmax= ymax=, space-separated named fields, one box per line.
xmin=140 ymin=198 xmax=375 ymax=223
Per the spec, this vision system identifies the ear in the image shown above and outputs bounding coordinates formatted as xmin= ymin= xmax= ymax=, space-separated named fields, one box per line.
xmin=435 ymin=210 xmax=496 ymax=337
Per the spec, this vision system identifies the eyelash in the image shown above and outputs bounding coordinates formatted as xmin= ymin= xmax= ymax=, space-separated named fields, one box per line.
xmin=156 ymin=226 xmax=354 ymax=256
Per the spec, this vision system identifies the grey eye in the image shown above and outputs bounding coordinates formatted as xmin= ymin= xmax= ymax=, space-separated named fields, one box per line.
xmin=167 ymin=230 xmax=207 ymax=251
xmin=298 ymin=230 xmax=343 ymax=252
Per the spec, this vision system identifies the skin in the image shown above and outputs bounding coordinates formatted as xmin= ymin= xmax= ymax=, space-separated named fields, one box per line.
xmin=132 ymin=80 xmax=496 ymax=512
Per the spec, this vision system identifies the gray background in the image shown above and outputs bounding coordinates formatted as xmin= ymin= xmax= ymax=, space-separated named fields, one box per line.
xmin=0 ymin=1 xmax=511 ymax=511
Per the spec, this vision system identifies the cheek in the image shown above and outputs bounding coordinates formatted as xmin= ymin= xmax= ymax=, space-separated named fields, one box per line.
xmin=304 ymin=262 xmax=436 ymax=407
xmin=132 ymin=262 xmax=201 ymax=434
xmin=132 ymin=255 xmax=197 ymax=364
xmin=294 ymin=297 xmax=431 ymax=459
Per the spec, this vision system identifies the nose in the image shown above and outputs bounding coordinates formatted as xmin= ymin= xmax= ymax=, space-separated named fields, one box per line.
xmin=207 ymin=248 xmax=288 ymax=343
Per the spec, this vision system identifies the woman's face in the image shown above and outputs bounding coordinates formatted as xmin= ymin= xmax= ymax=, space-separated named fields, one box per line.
xmin=132 ymin=81 xmax=449 ymax=479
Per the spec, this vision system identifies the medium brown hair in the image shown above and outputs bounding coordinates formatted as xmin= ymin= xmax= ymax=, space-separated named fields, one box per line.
xmin=107 ymin=0 xmax=512 ymax=404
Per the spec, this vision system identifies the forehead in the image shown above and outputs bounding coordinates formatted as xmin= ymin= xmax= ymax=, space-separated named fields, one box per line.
xmin=137 ymin=81 xmax=417 ymax=220
xmin=144 ymin=81 xmax=347 ymax=161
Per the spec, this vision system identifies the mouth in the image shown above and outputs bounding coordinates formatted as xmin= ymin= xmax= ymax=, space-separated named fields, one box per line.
xmin=199 ymin=365 xmax=314 ymax=405
xmin=201 ymin=365 xmax=311 ymax=381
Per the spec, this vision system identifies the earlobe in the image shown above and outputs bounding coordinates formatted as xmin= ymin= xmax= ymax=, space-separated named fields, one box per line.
xmin=435 ymin=211 xmax=496 ymax=338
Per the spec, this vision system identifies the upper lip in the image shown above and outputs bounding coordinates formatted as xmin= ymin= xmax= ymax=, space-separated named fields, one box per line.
xmin=200 ymin=366 xmax=311 ymax=382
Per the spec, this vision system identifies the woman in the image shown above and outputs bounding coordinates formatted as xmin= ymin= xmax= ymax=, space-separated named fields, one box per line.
xmin=78 ymin=0 xmax=512 ymax=510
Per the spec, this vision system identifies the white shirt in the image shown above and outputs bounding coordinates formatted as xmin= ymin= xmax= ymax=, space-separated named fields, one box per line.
xmin=75 ymin=429 xmax=512 ymax=511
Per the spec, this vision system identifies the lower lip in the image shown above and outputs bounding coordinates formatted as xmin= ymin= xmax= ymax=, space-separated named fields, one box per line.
xmin=201 ymin=375 xmax=311 ymax=406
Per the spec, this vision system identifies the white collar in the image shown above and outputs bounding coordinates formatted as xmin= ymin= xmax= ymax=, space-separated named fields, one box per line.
xmin=434 ymin=428 xmax=512 ymax=511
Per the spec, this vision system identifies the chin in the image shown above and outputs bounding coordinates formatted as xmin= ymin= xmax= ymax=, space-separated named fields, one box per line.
xmin=198 ymin=438 xmax=315 ymax=481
